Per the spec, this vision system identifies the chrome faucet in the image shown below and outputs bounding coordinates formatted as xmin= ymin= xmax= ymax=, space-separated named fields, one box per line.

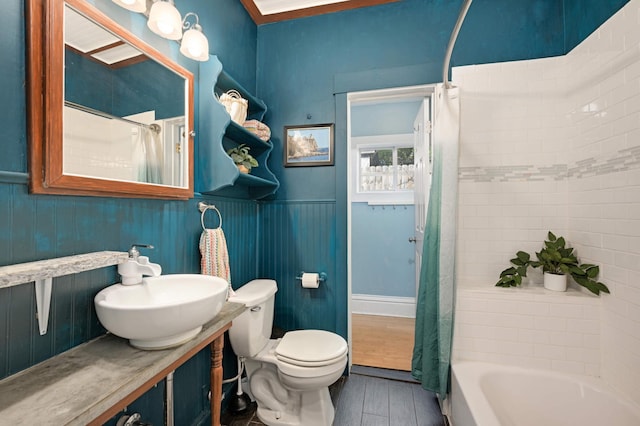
xmin=119 ymin=244 xmax=162 ymax=285
xmin=128 ymin=244 xmax=154 ymax=260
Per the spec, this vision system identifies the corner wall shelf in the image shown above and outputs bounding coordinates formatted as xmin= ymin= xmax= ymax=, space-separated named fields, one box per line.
xmin=196 ymin=56 xmax=279 ymax=199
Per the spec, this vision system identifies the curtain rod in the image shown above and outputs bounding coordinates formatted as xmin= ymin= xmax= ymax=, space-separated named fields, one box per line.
xmin=442 ymin=0 xmax=473 ymax=89
xmin=64 ymin=100 xmax=160 ymax=133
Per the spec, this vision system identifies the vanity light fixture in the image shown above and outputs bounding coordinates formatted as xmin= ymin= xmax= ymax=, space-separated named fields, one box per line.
xmin=147 ymin=0 xmax=183 ymax=40
xmin=179 ymin=13 xmax=209 ymax=62
xmin=113 ymin=0 xmax=210 ymax=61
xmin=112 ymin=0 xmax=146 ymax=13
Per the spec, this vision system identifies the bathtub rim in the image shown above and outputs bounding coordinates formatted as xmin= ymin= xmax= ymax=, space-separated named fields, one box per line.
xmin=452 ymin=361 xmax=499 ymax=426
xmin=451 ymin=360 xmax=640 ymax=426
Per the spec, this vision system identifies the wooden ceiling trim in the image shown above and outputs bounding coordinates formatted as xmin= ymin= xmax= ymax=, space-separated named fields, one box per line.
xmin=240 ymin=0 xmax=264 ymax=24
xmin=107 ymin=54 xmax=148 ymax=69
xmin=65 ymin=43 xmax=148 ymax=69
xmin=85 ymin=40 xmax=125 ymax=55
xmin=241 ymin=0 xmax=400 ymax=25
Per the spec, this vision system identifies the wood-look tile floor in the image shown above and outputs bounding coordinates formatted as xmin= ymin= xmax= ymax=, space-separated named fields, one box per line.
xmin=221 ymin=370 xmax=446 ymax=426
xmin=220 ymin=377 xmax=345 ymax=426
xmin=333 ymin=372 xmax=445 ymax=426
xmin=352 ymin=314 xmax=415 ymax=371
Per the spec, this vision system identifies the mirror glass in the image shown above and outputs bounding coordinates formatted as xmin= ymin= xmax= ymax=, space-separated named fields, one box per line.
xmin=64 ymin=5 xmax=187 ymax=187
xmin=27 ymin=0 xmax=194 ymax=199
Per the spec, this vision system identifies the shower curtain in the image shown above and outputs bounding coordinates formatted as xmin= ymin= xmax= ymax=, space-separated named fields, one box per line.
xmin=411 ymin=84 xmax=460 ymax=399
xmin=134 ymin=125 xmax=163 ymax=184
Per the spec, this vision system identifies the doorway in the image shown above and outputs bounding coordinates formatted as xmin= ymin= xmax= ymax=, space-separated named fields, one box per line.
xmin=347 ymin=86 xmax=434 ymax=372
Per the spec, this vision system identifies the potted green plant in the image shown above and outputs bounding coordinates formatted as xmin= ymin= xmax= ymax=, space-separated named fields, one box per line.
xmin=496 ymin=231 xmax=610 ymax=295
xmin=226 ymin=144 xmax=258 ymax=174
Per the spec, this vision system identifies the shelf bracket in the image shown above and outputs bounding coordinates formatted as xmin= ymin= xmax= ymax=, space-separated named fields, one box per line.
xmin=35 ymin=277 xmax=52 ymax=335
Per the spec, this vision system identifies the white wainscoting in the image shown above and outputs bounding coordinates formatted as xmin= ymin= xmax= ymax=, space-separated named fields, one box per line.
xmin=352 ymin=293 xmax=416 ymax=318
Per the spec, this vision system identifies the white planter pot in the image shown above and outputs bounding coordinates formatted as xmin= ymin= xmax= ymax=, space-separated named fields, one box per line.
xmin=544 ymin=272 xmax=567 ymax=292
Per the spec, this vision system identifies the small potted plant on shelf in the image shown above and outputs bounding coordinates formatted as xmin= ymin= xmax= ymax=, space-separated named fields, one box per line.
xmin=226 ymin=144 xmax=258 ymax=174
xmin=496 ymin=231 xmax=610 ymax=295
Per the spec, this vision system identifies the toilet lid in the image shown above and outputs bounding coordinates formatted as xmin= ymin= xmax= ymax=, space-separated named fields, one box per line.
xmin=275 ymin=330 xmax=347 ymax=365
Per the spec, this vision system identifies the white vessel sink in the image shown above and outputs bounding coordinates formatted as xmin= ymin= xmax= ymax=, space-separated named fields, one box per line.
xmin=95 ymin=274 xmax=228 ymax=350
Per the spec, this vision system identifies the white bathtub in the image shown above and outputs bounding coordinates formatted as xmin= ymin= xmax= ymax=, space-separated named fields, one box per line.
xmin=451 ymin=362 xmax=640 ymax=426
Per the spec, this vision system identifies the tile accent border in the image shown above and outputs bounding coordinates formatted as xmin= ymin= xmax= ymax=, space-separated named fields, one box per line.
xmin=460 ymin=147 xmax=640 ymax=183
xmin=459 ymin=164 xmax=566 ymax=182
xmin=568 ymin=146 xmax=640 ymax=179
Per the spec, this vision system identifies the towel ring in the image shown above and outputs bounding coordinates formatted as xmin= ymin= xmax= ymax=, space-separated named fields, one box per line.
xmin=198 ymin=202 xmax=222 ymax=230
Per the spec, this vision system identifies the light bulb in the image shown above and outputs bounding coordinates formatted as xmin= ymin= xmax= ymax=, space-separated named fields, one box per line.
xmin=180 ymin=25 xmax=209 ymax=62
xmin=157 ymin=21 xmax=175 ymax=35
xmin=147 ymin=1 xmax=182 ymax=40
xmin=112 ymin=0 xmax=146 ymax=13
xmin=188 ymin=43 xmax=202 ymax=57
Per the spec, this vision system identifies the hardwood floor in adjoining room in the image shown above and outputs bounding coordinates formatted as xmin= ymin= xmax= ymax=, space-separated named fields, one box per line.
xmin=352 ymin=314 xmax=415 ymax=371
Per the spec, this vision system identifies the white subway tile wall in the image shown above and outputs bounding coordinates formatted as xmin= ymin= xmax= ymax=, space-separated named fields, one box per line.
xmin=454 ymin=287 xmax=601 ymax=376
xmin=64 ymin=107 xmax=138 ymax=181
xmin=451 ymin=0 xmax=640 ymax=404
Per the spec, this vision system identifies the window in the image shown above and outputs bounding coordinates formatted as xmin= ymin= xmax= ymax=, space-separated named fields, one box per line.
xmin=351 ymin=134 xmax=414 ymax=204
xmin=358 ymin=146 xmax=414 ymax=192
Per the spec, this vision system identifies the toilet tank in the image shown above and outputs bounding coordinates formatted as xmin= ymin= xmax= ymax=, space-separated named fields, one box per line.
xmin=228 ymin=279 xmax=277 ymax=357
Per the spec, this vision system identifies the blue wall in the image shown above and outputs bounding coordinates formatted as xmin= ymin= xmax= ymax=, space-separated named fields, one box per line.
xmin=258 ymin=0 xmax=565 ymax=199
xmin=113 ymin=59 xmax=186 ymax=119
xmin=255 ymin=0 xmax=628 ymax=343
xmin=351 ymin=101 xmax=422 ymax=137
xmin=0 ymin=0 xmax=631 ymax=423
xmin=350 ymin=100 xmax=419 ymax=298
xmin=256 ymin=0 xmax=566 ymax=342
xmin=182 ymin=0 xmax=257 ymax=92
xmin=563 ymin=0 xmax=630 ymax=52
xmin=258 ymin=201 xmax=340 ymax=333
xmin=1 ymin=0 xmax=26 ymax=173
xmin=351 ymin=203 xmax=415 ymax=297
xmin=65 ymin=49 xmax=185 ymax=119
xmin=1 ymin=0 xmax=258 ymax=423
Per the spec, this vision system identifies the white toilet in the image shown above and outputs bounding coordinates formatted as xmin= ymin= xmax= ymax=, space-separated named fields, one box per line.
xmin=228 ymin=279 xmax=347 ymax=426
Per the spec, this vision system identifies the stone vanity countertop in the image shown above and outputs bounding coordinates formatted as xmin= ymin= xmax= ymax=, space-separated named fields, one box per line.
xmin=0 ymin=301 xmax=246 ymax=425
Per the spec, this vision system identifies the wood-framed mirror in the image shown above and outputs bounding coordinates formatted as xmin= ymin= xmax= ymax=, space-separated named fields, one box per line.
xmin=26 ymin=0 xmax=195 ymax=199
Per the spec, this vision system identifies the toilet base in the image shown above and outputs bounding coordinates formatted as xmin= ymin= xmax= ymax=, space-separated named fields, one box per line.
xmin=255 ymin=387 xmax=335 ymax=426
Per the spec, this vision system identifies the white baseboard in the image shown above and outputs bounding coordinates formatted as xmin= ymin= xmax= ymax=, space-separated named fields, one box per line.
xmin=351 ymin=294 xmax=416 ymax=318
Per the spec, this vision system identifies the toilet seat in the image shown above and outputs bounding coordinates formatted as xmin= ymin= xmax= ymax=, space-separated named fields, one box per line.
xmin=276 ymin=352 xmax=347 ymax=368
xmin=275 ymin=330 xmax=348 ymax=366
xmin=277 ymin=352 xmax=347 ymax=379
xmin=249 ymin=330 xmax=348 ymax=379
xmin=273 ymin=330 xmax=348 ymax=378
xmin=251 ymin=338 xmax=347 ymax=378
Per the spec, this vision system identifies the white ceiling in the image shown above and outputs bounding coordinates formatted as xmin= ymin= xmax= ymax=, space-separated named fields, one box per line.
xmin=65 ymin=6 xmax=143 ymax=66
xmin=243 ymin=0 xmax=399 ymax=23
xmin=253 ymin=0 xmax=349 ymax=15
